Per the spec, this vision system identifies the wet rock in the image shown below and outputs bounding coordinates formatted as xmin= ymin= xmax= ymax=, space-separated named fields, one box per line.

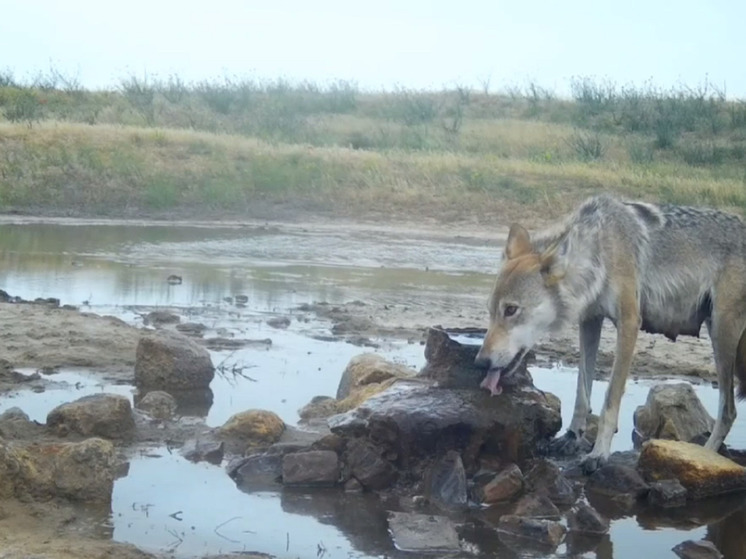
xmin=586 ymin=462 xmax=649 ymax=506
xmin=137 ymin=390 xmax=177 ymax=420
xmin=203 ymin=337 xmax=272 ymax=350
xmin=135 ymin=331 xmax=214 ymax=390
xmin=169 ymin=387 xmax=214 ymax=417
xmin=426 ymin=450 xmax=467 ymax=509
xmin=478 ymin=463 xmax=524 ymax=504
xmin=648 ymin=479 xmax=688 ymax=508
xmin=525 ymin=459 xmax=578 ymax=506
xmin=299 ymin=395 xmax=338 ymax=420
xmin=633 ymin=383 xmax=714 ymax=444
xmin=266 ymin=316 xmax=291 ymax=329
xmin=387 ymin=511 xmax=460 ymax=553
xmin=512 ymin=493 xmax=561 ymax=519
xmin=345 ymin=438 xmax=398 ymax=490
xmin=228 ymin=453 xmax=283 ymax=488
xmin=497 ymin=515 xmax=566 ymax=551
xmin=47 ymin=394 xmax=135 ymax=440
xmin=218 ymin=409 xmax=285 ymax=453
xmin=336 ymin=353 xmax=413 ymax=400
xmin=181 ymin=439 xmax=224 ymax=465
xmin=282 ymin=450 xmax=340 ymax=486
xmin=330 ymin=380 xmax=561 ymax=467
xmin=143 ymin=310 xmax=181 ymax=327
xmin=176 ymin=322 xmax=207 ymax=337
xmin=0 ymin=408 xmax=44 ymax=440
xmin=567 ymin=501 xmax=610 ymax=534
xmin=639 ymin=439 xmax=746 ymax=499
xmin=345 ymin=477 xmax=363 ymax=492
xmin=1 ymin=437 xmax=117 ymax=502
xmin=672 ymin=539 xmax=724 ymax=559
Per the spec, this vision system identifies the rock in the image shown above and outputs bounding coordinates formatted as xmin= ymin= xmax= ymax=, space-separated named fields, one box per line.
xmin=0 ymin=437 xmax=117 ymax=502
xmin=345 ymin=438 xmax=398 ymax=490
xmin=639 ymin=439 xmax=746 ymax=499
xmin=282 ymin=451 xmax=340 ymax=486
xmin=135 ymin=331 xmax=214 ymax=390
xmin=176 ymin=322 xmax=207 ymax=337
xmin=633 ymin=384 xmax=714 ymax=444
xmin=203 ymin=337 xmax=272 ymax=350
xmin=512 ymin=493 xmax=561 ymax=520
xmin=0 ymin=408 xmax=44 ymax=440
xmin=525 ymin=459 xmax=578 ymax=506
xmin=427 ymin=450 xmax=467 ymax=509
xmin=672 ymin=540 xmax=724 ymax=559
xmin=266 ymin=316 xmax=291 ymax=329
xmin=218 ymin=409 xmax=285 ymax=453
xmin=330 ymin=380 xmax=561 ymax=467
xmin=567 ymin=501 xmax=609 ymax=534
xmin=47 ymin=394 xmax=135 ymax=440
xmin=387 ymin=512 xmax=460 ymax=553
xmin=228 ymin=453 xmax=283 ymax=489
xmin=299 ymin=396 xmax=339 ymax=420
xmin=478 ymin=463 xmax=524 ymax=504
xmin=143 ymin=310 xmax=181 ymax=327
xmin=586 ymin=463 xmax=649 ymax=505
xmin=418 ymin=327 xmax=533 ymax=389
xmin=648 ymin=479 xmax=688 ymax=508
xmin=336 ymin=353 xmax=413 ymax=400
xmin=181 ymin=439 xmax=224 ymax=465
xmin=345 ymin=478 xmax=363 ymax=492
xmin=497 ymin=515 xmax=566 ymax=551
xmin=137 ymin=390 xmax=177 ymax=420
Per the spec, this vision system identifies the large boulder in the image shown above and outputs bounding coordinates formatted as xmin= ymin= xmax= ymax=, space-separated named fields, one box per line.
xmin=0 ymin=437 xmax=118 ymax=502
xmin=218 ymin=409 xmax=285 ymax=453
xmin=47 ymin=394 xmax=135 ymax=440
xmin=633 ymin=384 xmax=714 ymax=444
xmin=638 ymin=439 xmax=746 ymax=499
xmin=135 ymin=331 xmax=214 ymax=390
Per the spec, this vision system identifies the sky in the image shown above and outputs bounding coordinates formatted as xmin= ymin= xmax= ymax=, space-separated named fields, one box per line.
xmin=1 ymin=0 xmax=744 ymax=97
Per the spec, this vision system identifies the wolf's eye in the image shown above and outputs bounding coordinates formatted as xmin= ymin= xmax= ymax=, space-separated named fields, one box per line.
xmin=504 ymin=305 xmax=518 ymax=318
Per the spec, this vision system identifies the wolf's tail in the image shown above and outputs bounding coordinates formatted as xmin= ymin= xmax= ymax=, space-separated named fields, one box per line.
xmin=736 ymin=325 xmax=746 ymax=400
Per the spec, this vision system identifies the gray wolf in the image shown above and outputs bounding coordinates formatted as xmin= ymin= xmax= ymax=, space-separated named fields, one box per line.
xmin=475 ymin=194 xmax=746 ymax=472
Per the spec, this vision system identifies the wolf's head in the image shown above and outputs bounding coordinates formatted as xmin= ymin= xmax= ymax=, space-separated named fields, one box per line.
xmin=475 ymin=223 xmax=568 ymax=395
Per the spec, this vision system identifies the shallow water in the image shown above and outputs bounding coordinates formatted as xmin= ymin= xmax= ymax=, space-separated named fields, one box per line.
xmin=1 ymin=219 xmax=745 ymax=559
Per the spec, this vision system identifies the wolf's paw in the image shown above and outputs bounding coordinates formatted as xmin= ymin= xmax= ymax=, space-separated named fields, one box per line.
xmin=580 ymin=453 xmax=607 ymax=475
xmin=547 ymin=430 xmax=592 ymax=457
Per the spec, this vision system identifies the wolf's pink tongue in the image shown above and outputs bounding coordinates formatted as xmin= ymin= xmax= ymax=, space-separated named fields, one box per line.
xmin=480 ymin=369 xmax=503 ymax=396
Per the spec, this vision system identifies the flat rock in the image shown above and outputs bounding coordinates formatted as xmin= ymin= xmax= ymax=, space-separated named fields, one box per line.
xmin=143 ymin=310 xmax=180 ymax=327
xmin=329 ymin=379 xmax=561 ymax=467
xmin=497 ymin=515 xmax=566 ymax=551
xmin=567 ymin=501 xmax=609 ymax=534
xmin=512 ymin=493 xmax=561 ymax=520
xmin=135 ymin=331 xmax=214 ymax=390
xmin=387 ymin=511 xmax=460 ymax=553
xmin=633 ymin=383 xmax=714 ymax=444
xmin=427 ymin=450 xmax=467 ymax=509
xmin=227 ymin=453 xmax=283 ymax=489
xmin=586 ymin=463 xmax=649 ymax=505
xmin=648 ymin=479 xmax=688 ymax=508
xmin=282 ymin=450 xmax=340 ymax=486
xmin=478 ymin=463 xmax=524 ymax=504
xmin=672 ymin=539 xmax=724 ymax=559
xmin=639 ymin=439 xmax=746 ymax=499
xmin=47 ymin=394 xmax=135 ymax=440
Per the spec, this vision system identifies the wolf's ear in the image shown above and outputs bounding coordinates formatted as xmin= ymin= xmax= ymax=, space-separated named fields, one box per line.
xmin=540 ymin=235 xmax=570 ymax=285
xmin=505 ymin=223 xmax=532 ymax=260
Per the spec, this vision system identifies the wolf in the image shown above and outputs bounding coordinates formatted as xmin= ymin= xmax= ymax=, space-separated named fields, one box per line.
xmin=475 ymin=194 xmax=746 ymax=472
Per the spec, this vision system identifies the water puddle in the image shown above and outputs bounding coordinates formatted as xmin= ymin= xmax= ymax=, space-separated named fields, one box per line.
xmin=1 ymin=219 xmax=745 ymax=558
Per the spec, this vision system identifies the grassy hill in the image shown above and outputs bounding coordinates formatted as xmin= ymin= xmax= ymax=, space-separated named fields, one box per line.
xmin=1 ymin=71 xmax=744 ymax=223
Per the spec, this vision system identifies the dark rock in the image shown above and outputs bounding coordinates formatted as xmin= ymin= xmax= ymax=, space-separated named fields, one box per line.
xmin=648 ymin=479 xmax=688 ymax=508
xmin=329 ymin=379 xmax=561 ymax=468
xmin=426 ymin=450 xmax=467 ymax=509
xmin=143 ymin=310 xmax=181 ymax=327
xmin=137 ymin=390 xmax=177 ymax=420
xmin=512 ymin=493 xmax=561 ymax=520
xmin=47 ymin=394 xmax=135 ymax=440
xmin=135 ymin=331 xmax=214 ymax=390
xmin=634 ymin=383 xmax=714 ymax=444
xmin=586 ymin=463 xmax=649 ymax=505
xmin=418 ymin=327 xmax=532 ymax=389
xmin=387 ymin=511 xmax=460 ymax=553
xmin=336 ymin=353 xmax=413 ymax=400
xmin=478 ymin=463 xmax=524 ymax=504
xmin=228 ymin=453 xmax=283 ymax=489
xmin=266 ymin=316 xmax=291 ymax=329
xmin=203 ymin=337 xmax=272 ymax=350
xmin=566 ymin=533 xmax=611 ymax=556
xmin=181 ymin=439 xmax=224 ymax=465
xmin=639 ymin=439 xmax=746 ymax=500
xmin=344 ymin=438 xmax=398 ymax=490
xmin=282 ymin=450 xmax=340 ymax=486
xmin=497 ymin=515 xmax=566 ymax=552
xmin=311 ymin=433 xmax=346 ymax=453
xmin=176 ymin=322 xmax=207 ymax=337
xmin=672 ymin=539 xmax=724 ymax=559
xmin=567 ymin=501 xmax=610 ymax=534
xmin=525 ymin=459 xmax=578 ymax=506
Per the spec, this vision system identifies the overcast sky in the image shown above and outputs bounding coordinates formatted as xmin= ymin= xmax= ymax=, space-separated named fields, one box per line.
xmin=1 ymin=0 xmax=743 ymax=97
